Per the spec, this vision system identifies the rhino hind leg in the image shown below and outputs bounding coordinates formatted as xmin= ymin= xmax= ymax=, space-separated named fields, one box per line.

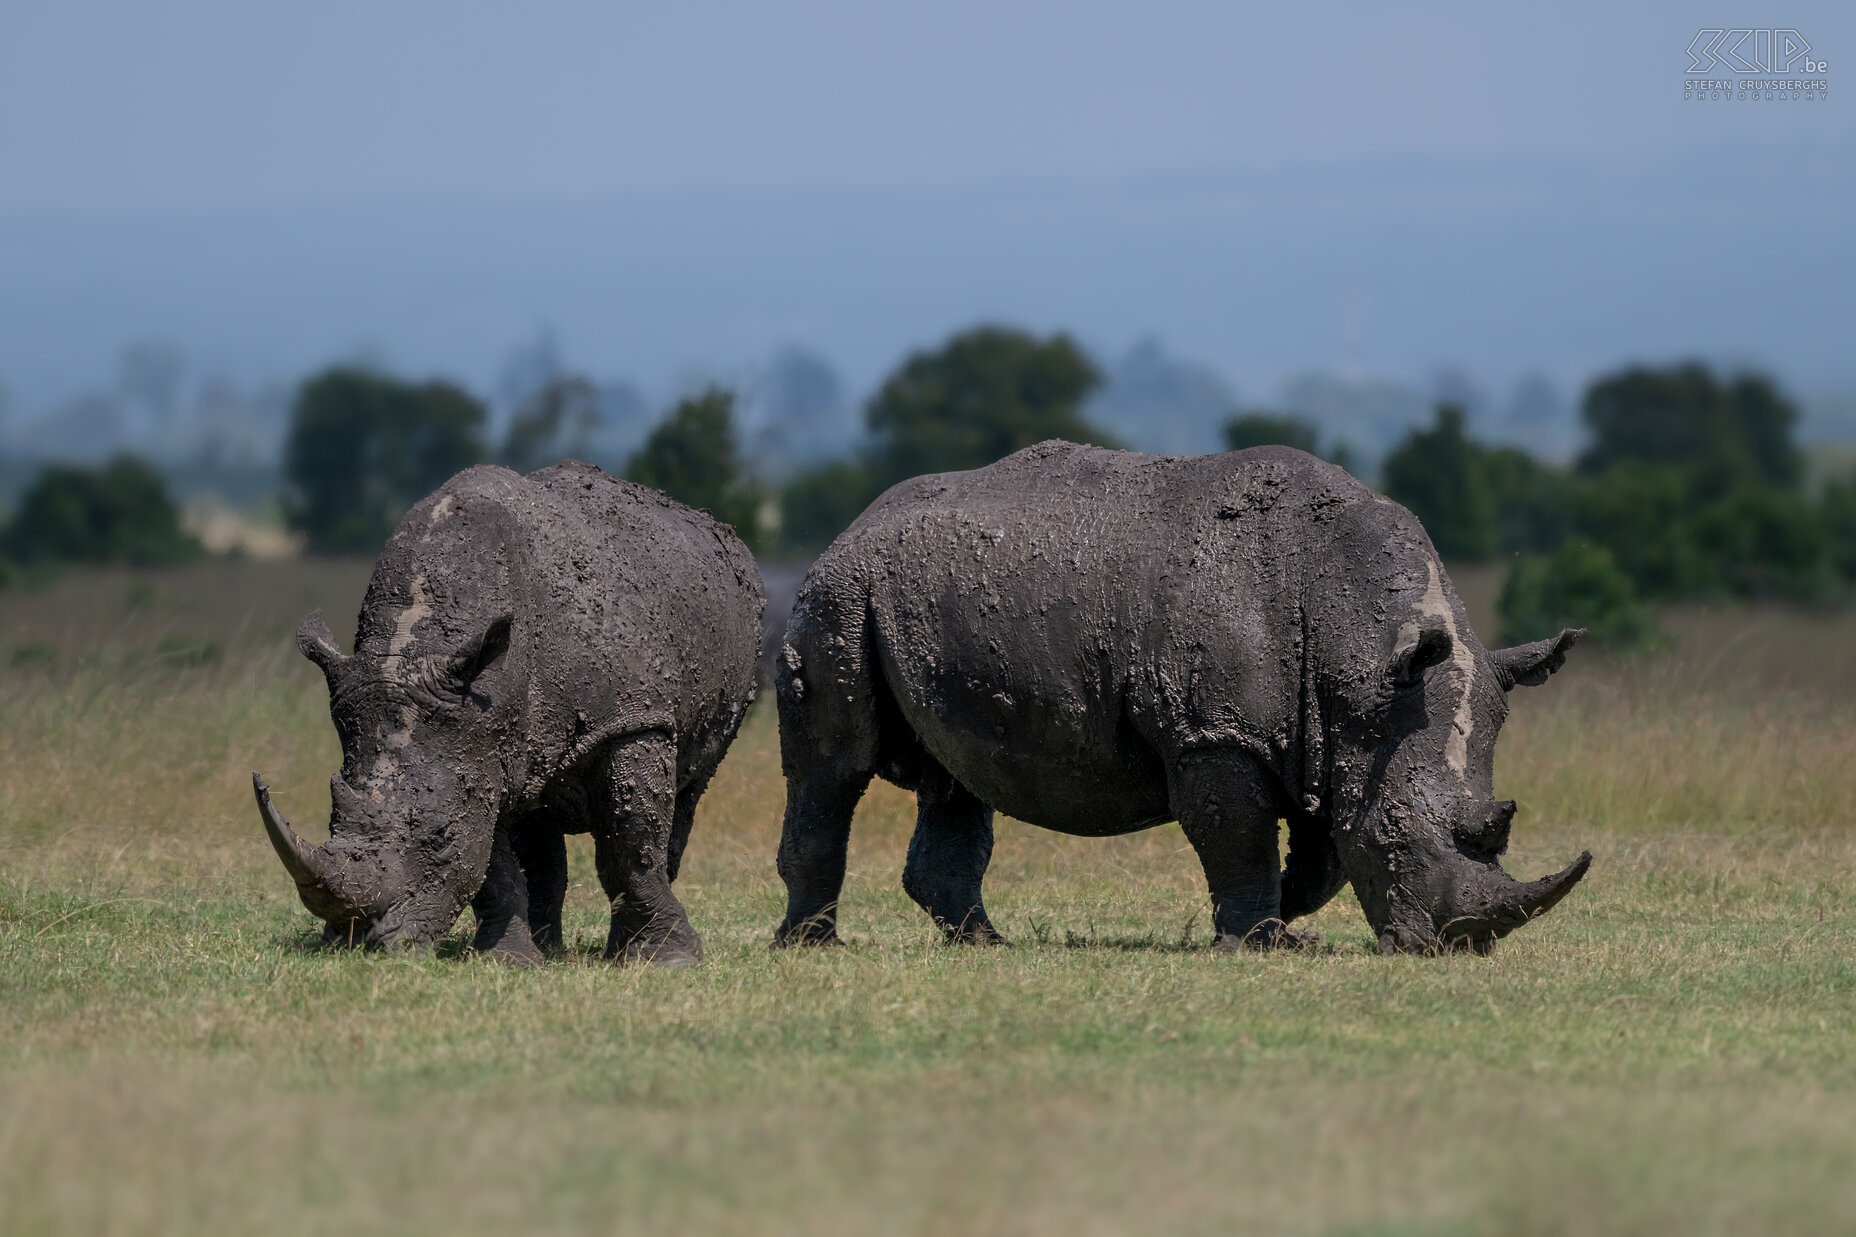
xmin=512 ymin=826 xmax=568 ymax=952
xmin=902 ymin=763 xmax=1007 ymax=945
xmin=470 ymin=827 xmax=545 ymax=967
xmin=665 ymin=768 xmax=711 ymax=886
xmin=771 ymin=607 xmax=882 ymax=947
xmin=594 ymin=731 xmax=704 ymax=967
xmin=771 ymin=758 xmax=873 ymax=946
xmin=1169 ymin=750 xmax=1308 ymax=951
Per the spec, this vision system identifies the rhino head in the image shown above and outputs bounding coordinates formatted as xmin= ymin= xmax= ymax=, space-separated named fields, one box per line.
xmin=1327 ymin=560 xmax=1590 ymax=955
xmin=254 ymin=602 xmax=517 ymax=950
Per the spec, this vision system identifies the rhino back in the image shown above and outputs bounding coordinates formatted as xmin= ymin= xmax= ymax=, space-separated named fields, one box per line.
xmin=358 ymin=462 xmax=763 ymax=801
xmin=516 ymin=462 xmax=764 ymax=787
xmin=809 ymin=441 xmax=1393 ymax=829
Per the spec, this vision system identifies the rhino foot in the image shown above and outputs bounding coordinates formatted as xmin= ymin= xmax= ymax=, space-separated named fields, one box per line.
xmin=1213 ymin=922 xmax=1322 ymax=952
xmin=471 ymin=919 xmax=546 ymax=968
xmin=470 ymin=905 xmax=546 ymax=967
xmin=771 ymin=916 xmax=844 ymax=949
xmin=611 ymin=926 xmax=705 ymax=968
xmin=943 ymin=921 xmax=1011 ymax=946
xmin=483 ymin=940 xmax=545 ymax=969
xmin=615 ymin=941 xmax=704 ymax=968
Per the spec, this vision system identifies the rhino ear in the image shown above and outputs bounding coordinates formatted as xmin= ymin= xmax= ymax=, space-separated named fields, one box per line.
xmin=443 ymin=614 xmax=513 ymax=690
xmin=1391 ymin=620 xmax=1453 ymax=688
xmin=1490 ymin=627 xmax=1583 ymax=690
xmin=296 ymin=610 xmax=347 ymax=679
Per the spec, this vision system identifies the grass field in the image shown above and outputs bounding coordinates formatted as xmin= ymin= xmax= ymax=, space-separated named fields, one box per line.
xmin=2 ymin=560 xmax=1854 ymax=1235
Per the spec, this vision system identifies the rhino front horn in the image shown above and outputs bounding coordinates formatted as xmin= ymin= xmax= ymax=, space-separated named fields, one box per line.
xmin=1504 ymin=850 xmax=1593 ymax=929
xmin=253 ymin=771 xmax=336 ymax=896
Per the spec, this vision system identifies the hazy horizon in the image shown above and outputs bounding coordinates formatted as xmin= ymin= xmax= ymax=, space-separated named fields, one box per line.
xmin=2 ymin=2 xmax=1851 ymax=454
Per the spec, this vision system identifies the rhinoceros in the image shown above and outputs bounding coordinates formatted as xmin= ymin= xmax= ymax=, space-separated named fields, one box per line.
xmin=772 ymin=442 xmax=1590 ymax=955
xmin=254 ymin=460 xmax=763 ymax=966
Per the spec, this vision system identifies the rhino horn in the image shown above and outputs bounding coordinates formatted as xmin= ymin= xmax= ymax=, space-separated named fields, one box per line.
xmin=252 ymin=771 xmax=344 ymax=907
xmin=1489 ymin=850 xmax=1593 ymax=934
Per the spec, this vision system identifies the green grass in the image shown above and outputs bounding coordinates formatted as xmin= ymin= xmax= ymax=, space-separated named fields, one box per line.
xmin=1 ymin=561 xmax=1854 ymax=1235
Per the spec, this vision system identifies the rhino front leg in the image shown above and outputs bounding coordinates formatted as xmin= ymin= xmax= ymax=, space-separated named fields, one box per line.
xmin=593 ymin=731 xmax=704 ymax=967
xmin=1169 ymin=750 xmax=1302 ymax=950
xmin=902 ymin=763 xmax=1007 ymax=944
xmin=1279 ymin=806 xmax=1346 ymax=924
xmin=470 ymin=826 xmax=545 ymax=967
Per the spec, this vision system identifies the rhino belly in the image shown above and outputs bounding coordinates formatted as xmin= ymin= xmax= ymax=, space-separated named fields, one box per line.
xmin=893 ymin=679 xmax=1173 ymax=837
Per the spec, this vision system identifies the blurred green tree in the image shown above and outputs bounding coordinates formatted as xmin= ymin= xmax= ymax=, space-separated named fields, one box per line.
xmin=1579 ymin=363 xmax=1802 ymax=493
xmin=1483 ymin=445 xmax=1575 ymax=555
xmin=1823 ymin=478 xmax=1856 ymax=585
xmin=865 ymin=327 xmax=1114 ymax=488
xmin=1568 ymin=462 xmax=1707 ymax=599
xmin=500 ymin=375 xmax=603 ymax=474
xmin=1381 ymin=405 xmax=1499 ymax=562
xmin=2 ymin=455 xmax=202 ymax=567
xmin=627 ymin=388 xmax=768 ymax=553
xmin=1569 ymin=363 xmax=1830 ymax=601
xmin=1498 ymin=541 xmax=1657 ymax=648
xmin=284 ymin=368 xmax=487 ymax=553
xmin=778 ymin=460 xmax=878 ymax=556
xmin=1221 ymin=412 xmax=1320 ymax=455
xmin=1688 ymin=485 xmax=1833 ymax=601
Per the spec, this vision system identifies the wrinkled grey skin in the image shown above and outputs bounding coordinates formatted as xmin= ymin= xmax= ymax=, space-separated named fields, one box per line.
xmin=256 ymin=461 xmax=763 ymax=966
xmin=773 ymin=442 xmax=1589 ymax=956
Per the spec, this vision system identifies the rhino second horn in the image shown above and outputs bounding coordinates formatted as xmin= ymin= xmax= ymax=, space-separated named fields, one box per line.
xmin=252 ymin=771 xmax=334 ymax=893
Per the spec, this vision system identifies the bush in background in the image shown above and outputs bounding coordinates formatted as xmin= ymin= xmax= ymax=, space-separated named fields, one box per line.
xmin=283 ymin=368 xmax=487 ymax=554
xmin=763 ymin=325 xmax=1123 ymax=556
xmin=1823 ymin=478 xmax=1856 ymax=585
xmin=1375 ymin=363 xmax=1856 ymax=621
xmin=1568 ymin=461 xmax=1711 ymax=599
xmin=1222 ymin=412 xmax=1319 ymax=455
xmin=864 ymin=326 xmax=1114 ymax=490
xmin=500 ymin=376 xmax=604 ymax=475
xmin=1579 ymin=363 xmax=1801 ymax=492
xmin=1688 ymin=484 xmax=1835 ymax=602
xmin=778 ymin=460 xmax=878 ymax=556
xmin=1498 ymin=541 xmax=1658 ymax=649
xmin=1381 ymin=405 xmax=1499 ymax=561
xmin=626 ymin=388 xmax=769 ymax=553
xmin=0 ymin=455 xmax=201 ymax=568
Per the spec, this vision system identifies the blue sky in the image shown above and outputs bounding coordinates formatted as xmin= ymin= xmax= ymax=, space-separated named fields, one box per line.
xmin=1 ymin=1 xmax=1850 ymax=422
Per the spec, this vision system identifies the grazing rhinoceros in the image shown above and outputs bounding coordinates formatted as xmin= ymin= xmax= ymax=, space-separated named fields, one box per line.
xmin=254 ymin=460 xmax=763 ymax=966
xmin=772 ymin=442 xmax=1589 ymax=955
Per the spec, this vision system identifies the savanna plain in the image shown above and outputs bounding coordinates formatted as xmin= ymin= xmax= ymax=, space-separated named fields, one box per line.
xmin=1 ymin=559 xmax=1853 ymax=1236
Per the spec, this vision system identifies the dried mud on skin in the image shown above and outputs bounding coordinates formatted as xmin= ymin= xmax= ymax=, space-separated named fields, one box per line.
xmin=256 ymin=461 xmax=764 ymax=964
xmin=774 ymin=442 xmax=1589 ymax=954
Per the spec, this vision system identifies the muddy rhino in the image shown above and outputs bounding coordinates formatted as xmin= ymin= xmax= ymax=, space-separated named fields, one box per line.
xmin=255 ymin=461 xmax=763 ymax=966
xmin=773 ymin=442 xmax=1589 ymax=955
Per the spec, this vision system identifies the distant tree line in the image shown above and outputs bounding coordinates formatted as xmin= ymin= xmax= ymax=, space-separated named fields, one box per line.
xmin=276 ymin=368 xmax=779 ymax=556
xmin=0 ymin=455 xmax=201 ymax=583
xmin=1370 ymin=365 xmax=1853 ymax=645
xmin=275 ymin=327 xmax=1116 ymax=562
xmin=778 ymin=326 xmax=1115 ymax=550
xmin=10 ymin=332 xmax=1856 ymax=662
